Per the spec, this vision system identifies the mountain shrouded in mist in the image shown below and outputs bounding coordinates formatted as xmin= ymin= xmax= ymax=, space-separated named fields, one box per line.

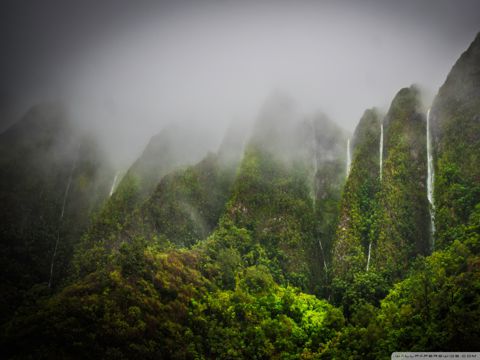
xmin=1 ymin=1 xmax=480 ymax=358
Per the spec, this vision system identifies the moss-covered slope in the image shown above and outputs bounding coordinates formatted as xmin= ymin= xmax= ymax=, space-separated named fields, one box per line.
xmin=333 ymin=109 xmax=381 ymax=281
xmin=375 ymin=86 xmax=430 ymax=279
xmin=0 ymin=104 xmax=113 ymax=322
xmin=431 ymin=32 xmax=480 ymax=249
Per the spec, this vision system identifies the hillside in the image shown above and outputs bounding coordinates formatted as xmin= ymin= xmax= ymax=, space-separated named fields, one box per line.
xmin=1 ymin=32 xmax=480 ymax=360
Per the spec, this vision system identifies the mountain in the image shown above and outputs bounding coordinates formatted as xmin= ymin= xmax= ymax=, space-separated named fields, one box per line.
xmin=0 ymin=103 xmax=113 ymax=322
xmin=375 ymin=86 xmax=430 ymax=277
xmin=311 ymin=114 xmax=348 ymax=280
xmin=431 ymin=32 xmax=480 ymax=250
xmin=333 ymin=108 xmax=382 ymax=282
xmin=2 ymin=32 xmax=480 ymax=359
xmin=73 ymin=123 xmax=247 ymax=279
xmin=115 ymin=123 xmax=217 ymax=205
xmin=332 ymin=86 xmax=431 ymax=314
xmin=204 ymin=95 xmax=347 ymax=293
xmin=323 ymin=34 xmax=480 ymax=356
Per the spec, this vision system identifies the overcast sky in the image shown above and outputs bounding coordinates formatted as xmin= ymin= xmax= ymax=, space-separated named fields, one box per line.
xmin=1 ymin=0 xmax=479 ymax=166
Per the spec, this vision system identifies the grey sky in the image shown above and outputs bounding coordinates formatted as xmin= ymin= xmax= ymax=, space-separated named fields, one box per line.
xmin=1 ymin=0 xmax=479 ymax=166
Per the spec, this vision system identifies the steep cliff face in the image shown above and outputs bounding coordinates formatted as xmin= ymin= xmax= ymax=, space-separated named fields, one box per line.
xmin=333 ymin=108 xmax=381 ymax=281
xmin=0 ymin=104 xmax=113 ymax=321
xmin=115 ymin=124 xmax=215 ymax=206
xmin=310 ymin=114 xmax=348 ymax=291
xmin=331 ymin=88 xmax=430 ymax=311
xmin=3 ymin=31 xmax=480 ymax=358
xmin=375 ymin=86 xmax=430 ymax=278
xmin=431 ymin=33 xmax=480 ymax=249
xmin=214 ymin=96 xmax=347 ymax=292
xmin=130 ymin=153 xmax=237 ymax=247
xmin=73 ymin=123 xmax=218 ymax=266
xmin=72 ymin=125 xmax=244 ymax=278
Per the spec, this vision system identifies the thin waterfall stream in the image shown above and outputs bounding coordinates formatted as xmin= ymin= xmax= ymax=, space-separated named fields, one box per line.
xmin=379 ymin=122 xmax=384 ymax=181
xmin=367 ymin=122 xmax=384 ymax=271
xmin=311 ymin=123 xmax=328 ymax=272
xmin=346 ymin=138 xmax=351 ymax=177
xmin=48 ymin=157 xmax=77 ymax=288
xmin=366 ymin=242 xmax=372 ymax=271
xmin=426 ymin=108 xmax=436 ymax=249
xmin=109 ymin=172 xmax=120 ymax=197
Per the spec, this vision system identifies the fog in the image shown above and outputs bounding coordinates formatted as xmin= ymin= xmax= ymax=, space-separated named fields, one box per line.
xmin=1 ymin=0 xmax=479 ymax=168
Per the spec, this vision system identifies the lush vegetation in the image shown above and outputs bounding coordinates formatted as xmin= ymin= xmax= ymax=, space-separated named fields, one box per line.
xmin=0 ymin=104 xmax=114 ymax=323
xmin=432 ymin=32 xmax=480 ymax=250
xmin=1 ymin=33 xmax=480 ymax=360
xmin=375 ymin=86 xmax=430 ymax=279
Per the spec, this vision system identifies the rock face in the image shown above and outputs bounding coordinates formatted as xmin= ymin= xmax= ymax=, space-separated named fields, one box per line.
xmin=375 ymin=86 xmax=430 ymax=278
xmin=209 ymin=95 xmax=347 ymax=292
xmin=310 ymin=114 xmax=348 ymax=286
xmin=0 ymin=103 xmax=113 ymax=321
xmin=332 ymin=86 xmax=430 ymax=294
xmin=333 ymin=108 xmax=381 ymax=281
xmin=116 ymin=123 xmax=215 ymax=205
xmin=130 ymin=152 xmax=238 ymax=247
xmin=72 ymin=131 xmax=240 ymax=279
xmin=431 ymin=32 xmax=480 ymax=249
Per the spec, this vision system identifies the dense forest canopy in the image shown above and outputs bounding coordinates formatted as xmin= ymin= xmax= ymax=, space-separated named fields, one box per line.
xmin=1 ymin=1 xmax=480 ymax=359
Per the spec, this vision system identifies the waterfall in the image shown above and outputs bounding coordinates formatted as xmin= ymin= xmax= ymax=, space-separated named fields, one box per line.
xmin=311 ymin=121 xmax=328 ymax=272
xmin=109 ymin=172 xmax=120 ymax=197
xmin=318 ymin=239 xmax=328 ymax=272
xmin=366 ymin=241 xmax=372 ymax=271
xmin=346 ymin=138 xmax=351 ymax=176
xmin=426 ymin=108 xmax=435 ymax=249
xmin=48 ymin=159 xmax=76 ymax=288
xmin=379 ymin=122 xmax=384 ymax=181
xmin=312 ymin=123 xmax=318 ymax=201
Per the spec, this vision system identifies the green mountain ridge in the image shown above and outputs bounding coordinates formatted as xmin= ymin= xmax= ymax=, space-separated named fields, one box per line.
xmin=0 ymin=103 xmax=115 ymax=323
xmin=1 ymin=32 xmax=480 ymax=359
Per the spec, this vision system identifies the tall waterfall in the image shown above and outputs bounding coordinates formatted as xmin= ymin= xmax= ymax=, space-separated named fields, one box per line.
xmin=311 ymin=122 xmax=328 ymax=272
xmin=109 ymin=172 xmax=120 ymax=197
xmin=379 ymin=122 xmax=384 ymax=181
xmin=346 ymin=138 xmax=351 ymax=177
xmin=48 ymin=161 xmax=75 ymax=288
xmin=366 ymin=241 xmax=372 ymax=271
xmin=426 ymin=108 xmax=436 ymax=249
xmin=312 ymin=125 xmax=318 ymax=201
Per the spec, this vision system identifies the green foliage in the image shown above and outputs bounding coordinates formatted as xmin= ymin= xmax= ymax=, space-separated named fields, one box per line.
xmin=333 ymin=109 xmax=381 ymax=282
xmin=136 ymin=153 xmax=235 ymax=247
xmin=72 ymin=173 xmax=142 ymax=279
xmin=323 ymin=203 xmax=480 ymax=357
xmin=332 ymin=271 xmax=389 ymax=318
xmin=375 ymin=203 xmax=480 ymax=352
xmin=432 ymin=32 xmax=480 ymax=249
xmin=188 ymin=266 xmax=344 ymax=359
xmin=3 ymin=34 xmax=480 ymax=359
xmin=220 ymin=144 xmax=317 ymax=290
xmin=0 ymin=104 xmax=113 ymax=325
xmin=331 ymin=88 xmax=432 ymax=321
xmin=3 ymin=249 xmax=211 ymax=359
xmin=73 ymin=153 xmax=237 ymax=282
xmin=375 ymin=86 xmax=430 ymax=279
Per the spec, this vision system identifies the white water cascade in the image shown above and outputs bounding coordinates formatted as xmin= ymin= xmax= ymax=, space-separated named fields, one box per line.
xmin=109 ymin=172 xmax=120 ymax=197
xmin=366 ymin=241 xmax=372 ymax=271
xmin=311 ymin=124 xmax=318 ymax=201
xmin=346 ymin=138 xmax=351 ymax=177
xmin=48 ymin=161 xmax=75 ymax=288
xmin=311 ymin=123 xmax=328 ymax=272
xmin=367 ymin=122 xmax=384 ymax=271
xmin=426 ymin=108 xmax=436 ymax=249
xmin=379 ymin=122 xmax=384 ymax=181
xmin=318 ymin=239 xmax=328 ymax=272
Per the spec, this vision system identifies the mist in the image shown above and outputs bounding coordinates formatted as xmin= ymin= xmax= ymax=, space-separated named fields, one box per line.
xmin=1 ymin=0 xmax=479 ymax=168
